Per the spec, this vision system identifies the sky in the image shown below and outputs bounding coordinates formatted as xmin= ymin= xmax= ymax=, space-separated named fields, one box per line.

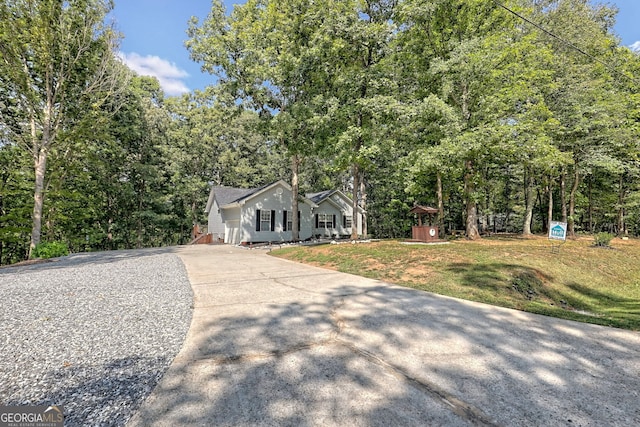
xmin=109 ymin=0 xmax=640 ymax=97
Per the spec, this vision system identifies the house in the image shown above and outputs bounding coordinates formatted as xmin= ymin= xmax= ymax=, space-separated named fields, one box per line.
xmin=205 ymin=180 xmax=317 ymax=245
xmin=306 ymin=189 xmax=364 ymax=238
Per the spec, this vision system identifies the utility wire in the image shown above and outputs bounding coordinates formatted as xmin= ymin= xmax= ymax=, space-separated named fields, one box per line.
xmin=491 ymin=0 xmax=638 ymax=85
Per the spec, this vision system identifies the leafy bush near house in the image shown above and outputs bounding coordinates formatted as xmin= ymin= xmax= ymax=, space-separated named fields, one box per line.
xmin=31 ymin=241 xmax=69 ymax=259
xmin=593 ymin=232 xmax=614 ymax=248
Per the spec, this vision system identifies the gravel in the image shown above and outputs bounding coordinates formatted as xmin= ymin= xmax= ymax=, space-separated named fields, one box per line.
xmin=0 ymin=248 xmax=193 ymax=426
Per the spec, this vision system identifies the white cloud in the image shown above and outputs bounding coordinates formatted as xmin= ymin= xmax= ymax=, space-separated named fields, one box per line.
xmin=119 ymin=52 xmax=190 ymax=96
xmin=630 ymin=41 xmax=640 ymax=53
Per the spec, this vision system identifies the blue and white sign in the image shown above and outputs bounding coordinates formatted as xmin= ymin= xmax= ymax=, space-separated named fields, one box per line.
xmin=548 ymin=221 xmax=567 ymax=241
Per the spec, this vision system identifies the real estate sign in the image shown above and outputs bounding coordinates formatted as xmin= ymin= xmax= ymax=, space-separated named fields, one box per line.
xmin=548 ymin=221 xmax=568 ymax=241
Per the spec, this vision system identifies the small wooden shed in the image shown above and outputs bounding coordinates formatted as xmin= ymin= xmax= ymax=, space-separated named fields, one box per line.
xmin=409 ymin=205 xmax=439 ymax=242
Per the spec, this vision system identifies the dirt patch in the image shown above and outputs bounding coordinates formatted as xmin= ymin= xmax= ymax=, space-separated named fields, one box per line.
xmin=400 ymin=266 xmax=435 ymax=283
xmin=362 ymin=258 xmax=387 ymax=271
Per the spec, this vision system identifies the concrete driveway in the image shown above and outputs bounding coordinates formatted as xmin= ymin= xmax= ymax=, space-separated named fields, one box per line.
xmin=127 ymin=245 xmax=640 ymax=426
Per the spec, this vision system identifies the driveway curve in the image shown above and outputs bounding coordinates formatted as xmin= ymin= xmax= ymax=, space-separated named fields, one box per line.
xmin=128 ymin=245 xmax=640 ymax=427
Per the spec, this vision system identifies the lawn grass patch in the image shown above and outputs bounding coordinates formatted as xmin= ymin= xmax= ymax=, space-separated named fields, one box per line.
xmin=271 ymin=237 xmax=640 ymax=330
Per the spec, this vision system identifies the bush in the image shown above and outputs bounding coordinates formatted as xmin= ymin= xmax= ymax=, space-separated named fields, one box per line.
xmin=31 ymin=241 xmax=69 ymax=259
xmin=594 ymin=232 xmax=614 ymax=248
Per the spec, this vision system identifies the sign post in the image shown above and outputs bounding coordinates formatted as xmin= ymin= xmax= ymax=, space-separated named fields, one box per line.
xmin=548 ymin=221 xmax=567 ymax=253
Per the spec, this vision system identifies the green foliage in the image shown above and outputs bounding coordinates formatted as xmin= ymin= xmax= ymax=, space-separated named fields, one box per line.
xmin=593 ymin=232 xmax=614 ymax=247
xmin=0 ymin=0 xmax=123 ymax=255
xmin=31 ymin=241 xmax=69 ymax=259
xmin=2 ymin=0 xmax=640 ymax=267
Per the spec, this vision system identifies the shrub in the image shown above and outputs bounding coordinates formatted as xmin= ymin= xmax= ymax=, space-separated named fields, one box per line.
xmin=31 ymin=241 xmax=69 ymax=259
xmin=593 ymin=232 xmax=614 ymax=248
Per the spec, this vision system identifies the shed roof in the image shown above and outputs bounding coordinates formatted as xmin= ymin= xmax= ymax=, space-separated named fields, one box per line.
xmin=409 ymin=205 xmax=439 ymax=215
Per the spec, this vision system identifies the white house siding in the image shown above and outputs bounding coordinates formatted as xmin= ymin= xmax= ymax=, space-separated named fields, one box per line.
xmin=223 ymin=206 xmax=242 ymax=244
xmin=207 ymin=199 xmax=225 ymax=241
xmin=223 ymin=182 xmax=313 ymax=244
xmin=333 ymin=194 xmax=364 ymax=235
xmin=313 ymin=193 xmax=363 ymax=237
xmin=313 ymin=202 xmax=342 ymax=237
xmin=298 ymin=205 xmax=313 ymax=241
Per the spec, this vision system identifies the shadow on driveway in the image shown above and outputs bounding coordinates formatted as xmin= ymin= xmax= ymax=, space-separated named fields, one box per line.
xmin=128 ymin=246 xmax=640 ymax=426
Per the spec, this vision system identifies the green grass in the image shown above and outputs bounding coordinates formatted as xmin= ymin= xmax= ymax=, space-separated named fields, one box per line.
xmin=271 ymin=236 xmax=640 ymax=330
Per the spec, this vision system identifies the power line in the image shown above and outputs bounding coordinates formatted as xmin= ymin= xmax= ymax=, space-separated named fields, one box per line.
xmin=491 ymin=0 xmax=638 ymax=85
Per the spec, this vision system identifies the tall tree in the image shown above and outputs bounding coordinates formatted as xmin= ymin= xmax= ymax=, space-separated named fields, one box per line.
xmin=322 ymin=0 xmax=398 ymax=239
xmin=165 ymin=88 xmax=287 ymax=228
xmin=396 ymin=0 xmax=517 ymax=239
xmin=0 ymin=140 xmax=31 ymax=264
xmin=187 ymin=0 xmax=336 ymax=241
xmin=535 ymin=0 xmax=622 ymax=237
xmin=0 ymin=0 xmax=122 ymax=256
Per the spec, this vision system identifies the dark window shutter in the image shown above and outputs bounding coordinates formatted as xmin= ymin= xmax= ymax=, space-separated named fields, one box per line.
xmin=256 ymin=209 xmax=261 ymax=231
xmin=271 ymin=210 xmax=275 ymax=231
xmin=315 ymin=214 xmax=319 ymax=228
xmin=343 ymin=214 xmax=346 ymax=228
xmin=283 ymin=210 xmax=288 ymax=231
xmin=333 ymin=214 xmax=336 ymax=228
xmin=298 ymin=210 xmax=301 ymax=231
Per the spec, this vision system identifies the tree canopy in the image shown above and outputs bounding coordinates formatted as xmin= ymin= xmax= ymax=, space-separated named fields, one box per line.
xmin=1 ymin=0 xmax=639 ymax=265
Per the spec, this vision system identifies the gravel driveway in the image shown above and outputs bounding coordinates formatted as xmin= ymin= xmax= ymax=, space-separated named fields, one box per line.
xmin=0 ymin=248 xmax=193 ymax=427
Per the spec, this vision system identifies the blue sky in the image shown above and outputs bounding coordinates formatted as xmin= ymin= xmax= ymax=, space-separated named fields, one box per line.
xmin=110 ymin=1 xmax=640 ymax=97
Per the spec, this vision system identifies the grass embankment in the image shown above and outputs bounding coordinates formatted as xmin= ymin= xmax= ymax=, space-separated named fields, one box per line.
xmin=271 ymin=237 xmax=640 ymax=330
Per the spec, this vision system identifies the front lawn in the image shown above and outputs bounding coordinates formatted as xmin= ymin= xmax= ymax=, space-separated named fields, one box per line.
xmin=271 ymin=236 xmax=640 ymax=330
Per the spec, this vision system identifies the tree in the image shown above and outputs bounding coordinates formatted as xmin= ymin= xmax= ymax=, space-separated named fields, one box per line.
xmin=522 ymin=0 xmax=622 ymax=237
xmin=0 ymin=139 xmax=31 ymax=264
xmin=396 ymin=0 xmax=518 ymax=239
xmin=0 ymin=0 xmax=123 ymax=256
xmin=187 ymin=0 xmax=336 ymax=241
xmin=164 ymin=88 xmax=287 ymax=228
xmin=320 ymin=0 xmax=399 ymax=239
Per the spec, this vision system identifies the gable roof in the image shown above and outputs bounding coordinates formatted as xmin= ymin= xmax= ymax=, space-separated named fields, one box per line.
xmin=306 ymin=190 xmax=337 ymax=204
xmin=205 ymin=180 xmax=317 ymax=213
xmin=305 ymin=189 xmax=365 ymax=213
xmin=205 ymin=186 xmax=256 ymax=213
xmin=214 ymin=186 xmax=265 ymax=206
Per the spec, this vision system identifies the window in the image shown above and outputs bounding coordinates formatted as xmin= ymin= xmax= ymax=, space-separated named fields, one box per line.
xmin=317 ymin=213 xmax=334 ymax=228
xmin=256 ymin=209 xmax=275 ymax=232
xmin=260 ymin=210 xmax=271 ymax=232
xmin=283 ymin=210 xmax=293 ymax=231
xmin=284 ymin=211 xmax=301 ymax=232
xmin=344 ymin=215 xmax=352 ymax=229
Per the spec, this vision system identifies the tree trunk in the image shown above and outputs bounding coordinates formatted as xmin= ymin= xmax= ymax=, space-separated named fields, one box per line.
xmin=503 ymin=165 xmax=512 ymax=232
xmin=136 ymin=179 xmax=145 ymax=249
xmin=568 ymin=166 xmax=580 ymax=238
xmin=588 ymin=175 xmax=594 ymax=233
xmin=537 ymin=188 xmax=546 ymax=234
xmin=460 ymin=80 xmax=478 ymax=239
xmin=291 ymin=154 xmax=300 ymax=242
xmin=351 ymin=163 xmax=360 ymax=240
xmin=29 ymin=147 xmax=48 ymax=258
xmin=437 ymin=171 xmax=445 ymax=238
xmin=522 ymin=166 xmax=534 ymax=236
xmin=547 ymin=174 xmax=553 ymax=234
xmin=464 ymin=159 xmax=480 ymax=239
xmin=618 ymin=174 xmax=626 ymax=236
xmin=560 ymin=169 xmax=567 ymax=224
xmin=360 ymin=171 xmax=367 ymax=238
